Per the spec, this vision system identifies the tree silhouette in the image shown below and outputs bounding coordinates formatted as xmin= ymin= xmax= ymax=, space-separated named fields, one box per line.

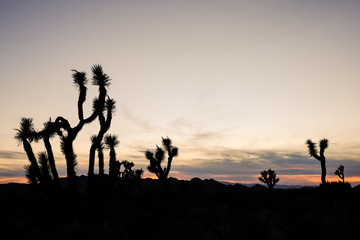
xmin=54 ymin=65 xmax=111 ymax=193
xmin=34 ymin=119 xmax=59 ymax=185
xmin=15 ymin=118 xmax=43 ymax=185
xmin=121 ymin=160 xmax=135 ymax=179
xmin=104 ymin=134 xmax=119 ymax=179
xmin=306 ymin=139 xmax=328 ymax=185
xmin=88 ymin=98 xmax=115 ymax=179
xmin=145 ymin=137 xmax=178 ymax=189
xmin=335 ymin=165 xmax=345 ymax=183
xmin=258 ymin=169 xmax=279 ymax=189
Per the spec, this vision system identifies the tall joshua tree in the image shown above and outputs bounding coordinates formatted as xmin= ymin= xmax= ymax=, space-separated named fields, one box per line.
xmin=54 ymin=65 xmax=111 ymax=193
xmin=104 ymin=134 xmax=120 ymax=179
xmin=335 ymin=165 xmax=345 ymax=183
xmin=145 ymin=137 xmax=178 ymax=189
xmin=306 ymin=138 xmax=328 ymax=185
xmin=259 ymin=169 xmax=279 ymax=190
xmin=88 ymin=98 xmax=116 ymax=178
xmin=15 ymin=118 xmax=43 ymax=185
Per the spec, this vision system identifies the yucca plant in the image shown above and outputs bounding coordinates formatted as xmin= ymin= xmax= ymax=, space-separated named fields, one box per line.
xmin=259 ymin=169 xmax=279 ymax=190
xmin=306 ymin=139 xmax=328 ymax=185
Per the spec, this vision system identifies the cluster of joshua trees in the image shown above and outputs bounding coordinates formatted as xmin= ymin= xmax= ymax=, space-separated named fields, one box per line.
xmin=15 ymin=65 xmax=145 ymax=193
xmin=15 ymin=65 xmax=349 ymax=193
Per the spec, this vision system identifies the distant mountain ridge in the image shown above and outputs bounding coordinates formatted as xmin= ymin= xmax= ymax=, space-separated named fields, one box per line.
xmin=219 ymin=180 xmax=309 ymax=189
xmin=4 ymin=175 xmax=357 ymax=194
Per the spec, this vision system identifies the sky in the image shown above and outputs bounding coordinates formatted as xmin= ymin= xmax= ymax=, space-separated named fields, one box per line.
xmin=1 ymin=0 xmax=360 ymax=186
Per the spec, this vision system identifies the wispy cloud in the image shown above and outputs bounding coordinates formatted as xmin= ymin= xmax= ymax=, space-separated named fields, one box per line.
xmin=0 ymin=150 xmax=25 ymax=160
xmin=119 ymin=102 xmax=152 ymax=131
xmin=0 ymin=168 xmax=25 ymax=178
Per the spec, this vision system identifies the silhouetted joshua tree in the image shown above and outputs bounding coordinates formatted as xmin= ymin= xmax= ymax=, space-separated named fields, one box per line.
xmin=34 ymin=119 xmax=59 ymax=184
xmin=145 ymin=137 xmax=178 ymax=189
xmin=121 ymin=160 xmax=135 ymax=179
xmin=54 ymin=65 xmax=111 ymax=193
xmin=15 ymin=118 xmax=43 ymax=185
xmin=259 ymin=169 xmax=279 ymax=190
xmin=104 ymin=134 xmax=119 ymax=179
xmin=306 ymin=138 xmax=328 ymax=185
xmin=335 ymin=165 xmax=345 ymax=183
xmin=88 ymin=98 xmax=115 ymax=179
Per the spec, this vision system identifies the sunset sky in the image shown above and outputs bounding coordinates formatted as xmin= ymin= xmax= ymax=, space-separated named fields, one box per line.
xmin=1 ymin=0 xmax=360 ymax=186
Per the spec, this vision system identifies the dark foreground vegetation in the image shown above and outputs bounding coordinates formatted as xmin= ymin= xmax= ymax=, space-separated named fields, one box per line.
xmin=1 ymin=178 xmax=359 ymax=240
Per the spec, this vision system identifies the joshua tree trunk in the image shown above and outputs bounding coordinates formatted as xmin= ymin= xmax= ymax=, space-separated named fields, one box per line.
xmin=320 ymin=159 xmax=326 ymax=185
xmin=109 ymin=147 xmax=116 ymax=178
xmin=88 ymin=99 xmax=114 ymax=179
xmin=23 ymin=139 xmax=43 ymax=184
xmin=62 ymin=137 xmax=77 ymax=194
xmin=319 ymin=141 xmax=327 ymax=185
xmin=98 ymin=146 xmax=104 ymax=176
xmin=88 ymin=143 xmax=97 ymax=178
xmin=43 ymin=137 xmax=59 ymax=184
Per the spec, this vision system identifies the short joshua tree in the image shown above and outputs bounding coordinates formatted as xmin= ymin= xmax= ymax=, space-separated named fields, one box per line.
xmin=335 ymin=165 xmax=345 ymax=183
xmin=145 ymin=137 xmax=178 ymax=190
xmin=259 ymin=169 xmax=280 ymax=190
xmin=104 ymin=134 xmax=120 ymax=180
xmin=306 ymin=139 xmax=328 ymax=185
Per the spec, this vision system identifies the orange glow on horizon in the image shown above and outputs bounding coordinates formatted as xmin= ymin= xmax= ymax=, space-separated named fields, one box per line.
xmin=0 ymin=177 xmax=27 ymax=184
xmin=1 ymin=174 xmax=360 ymax=187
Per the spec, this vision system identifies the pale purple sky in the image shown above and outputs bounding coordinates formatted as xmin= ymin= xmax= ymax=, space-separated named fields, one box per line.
xmin=1 ymin=0 xmax=360 ymax=185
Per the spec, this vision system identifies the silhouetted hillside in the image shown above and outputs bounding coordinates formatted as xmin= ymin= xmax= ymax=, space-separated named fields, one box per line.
xmin=1 ymin=178 xmax=360 ymax=240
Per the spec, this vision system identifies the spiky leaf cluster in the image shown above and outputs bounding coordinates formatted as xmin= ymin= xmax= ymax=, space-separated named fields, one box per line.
xmin=319 ymin=139 xmax=328 ymax=150
xmin=14 ymin=118 xmax=36 ymax=144
xmin=38 ymin=152 xmax=52 ymax=180
xmin=306 ymin=139 xmax=318 ymax=157
xmin=24 ymin=164 xmax=38 ymax=185
xmin=92 ymin=64 xmax=111 ymax=87
xmin=60 ymin=137 xmax=77 ymax=170
xmin=104 ymin=134 xmax=119 ymax=150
